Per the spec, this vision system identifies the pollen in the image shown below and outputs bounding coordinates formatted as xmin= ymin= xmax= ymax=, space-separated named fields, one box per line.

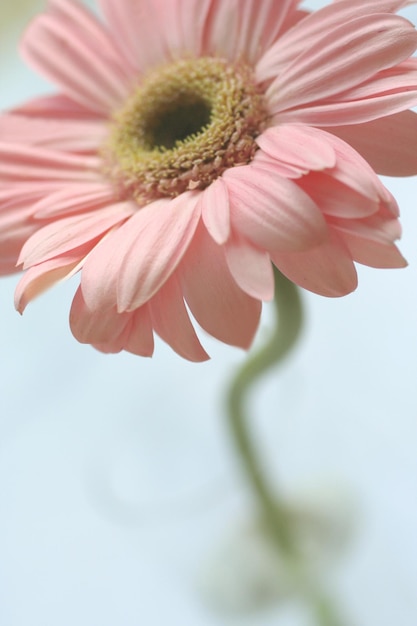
xmin=104 ymin=57 xmax=266 ymax=204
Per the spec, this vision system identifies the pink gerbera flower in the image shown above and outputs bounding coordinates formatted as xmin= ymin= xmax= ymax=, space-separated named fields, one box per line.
xmin=1 ymin=0 xmax=417 ymax=360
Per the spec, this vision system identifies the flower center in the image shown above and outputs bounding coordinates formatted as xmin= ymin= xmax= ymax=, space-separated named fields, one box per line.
xmin=104 ymin=57 xmax=266 ymax=204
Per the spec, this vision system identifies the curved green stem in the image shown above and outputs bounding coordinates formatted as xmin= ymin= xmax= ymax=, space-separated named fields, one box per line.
xmin=226 ymin=268 xmax=346 ymax=626
xmin=227 ymin=268 xmax=303 ymax=555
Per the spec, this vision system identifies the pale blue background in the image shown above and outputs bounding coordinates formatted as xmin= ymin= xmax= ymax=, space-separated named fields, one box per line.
xmin=1 ymin=2 xmax=417 ymax=625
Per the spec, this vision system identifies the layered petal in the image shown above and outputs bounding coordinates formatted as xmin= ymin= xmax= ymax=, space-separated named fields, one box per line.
xmin=99 ymin=0 xmax=212 ymax=72
xmin=256 ymin=125 xmax=337 ymax=175
xmin=180 ymin=224 xmax=261 ymax=349
xmin=0 ymin=223 xmax=38 ymax=275
xmin=32 ymin=183 xmax=117 ymax=219
xmin=266 ymin=14 xmax=417 ymax=116
xmin=20 ymin=0 xmax=133 ymax=114
xmin=0 ymin=184 xmax=66 ymax=270
xmin=200 ymin=177 xmax=230 ymax=245
xmin=257 ymin=0 xmax=415 ymax=81
xmin=11 ymin=93 xmax=102 ymax=120
xmin=149 ymin=274 xmax=209 ymax=362
xmin=297 ymin=173 xmax=380 ymax=219
xmin=335 ymin=233 xmax=407 ymax=268
xmin=81 ymin=192 xmax=201 ymax=312
xmin=330 ymin=212 xmax=402 ymax=245
xmin=326 ymin=110 xmax=417 ymax=176
xmin=224 ymin=163 xmax=327 ymax=252
xmin=203 ymin=0 xmax=301 ymax=63
xmin=225 ymin=234 xmax=274 ymax=301
xmin=15 ymin=245 xmax=90 ymax=313
xmin=18 ymin=201 xmax=134 ymax=268
xmin=291 ymin=129 xmax=393 ymax=217
xmin=329 ymin=210 xmax=406 ymax=268
xmin=0 ymin=143 xmax=100 ymax=182
xmin=70 ymin=286 xmax=155 ymax=357
xmin=0 ymin=184 xmax=59 ymax=221
xmin=0 ymin=114 xmax=107 ymax=153
xmin=320 ymin=133 xmax=391 ymax=203
xmin=274 ymin=58 xmax=417 ymax=126
xmin=271 ymin=230 xmax=358 ymax=297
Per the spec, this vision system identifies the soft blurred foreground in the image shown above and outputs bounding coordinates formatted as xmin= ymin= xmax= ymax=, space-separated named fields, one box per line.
xmin=1 ymin=2 xmax=417 ymax=626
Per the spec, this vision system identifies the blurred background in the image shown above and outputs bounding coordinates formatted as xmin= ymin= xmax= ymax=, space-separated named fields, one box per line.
xmin=1 ymin=1 xmax=417 ymax=625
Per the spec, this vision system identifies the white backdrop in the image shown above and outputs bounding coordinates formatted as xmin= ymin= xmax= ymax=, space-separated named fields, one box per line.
xmin=1 ymin=2 xmax=417 ymax=625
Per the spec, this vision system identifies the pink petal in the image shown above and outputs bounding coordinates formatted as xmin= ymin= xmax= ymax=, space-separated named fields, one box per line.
xmin=70 ymin=286 xmax=155 ymax=357
xmin=305 ymin=130 xmax=391 ymax=205
xmin=0 ymin=184 xmax=56 ymax=220
xmin=282 ymin=58 xmax=417 ymax=126
xmin=0 ymin=257 xmax=23 ymax=276
xmin=20 ymin=4 xmax=132 ymax=115
xmin=47 ymin=0 xmax=135 ymax=78
xmin=329 ymin=58 xmax=417 ymax=102
xmin=81 ymin=192 xmax=201 ymax=313
xmin=326 ymin=110 xmax=417 ymax=176
xmin=0 ymin=114 xmax=107 ymax=152
xmin=266 ymin=14 xmax=417 ymax=115
xmin=99 ymin=0 xmax=212 ymax=72
xmin=275 ymin=89 xmax=417 ymax=127
xmin=298 ymin=173 xmax=379 ymax=219
xmin=149 ymin=274 xmax=209 ymax=362
xmin=18 ymin=202 xmax=134 ymax=268
xmin=11 ymin=93 xmax=103 ymax=121
xmin=0 ymin=191 xmax=41 ymax=227
xmin=0 ymin=185 xmax=68 ymax=269
xmin=224 ymin=164 xmax=327 ymax=252
xmin=280 ymin=9 xmax=310 ymax=33
xmin=122 ymin=307 xmax=156 ymax=357
xmin=97 ymin=0 xmax=169 ymax=71
xmin=0 ymin=223 xmax=38 ymax=275
xmin=225 ymin=234 xmax=274 ymax=301
xmin=200 ymin=178 xmax=230 ymax=245
xmin=249 ymin=150 xmax=308 ymax=179
xmin=256 ymin=125 xmax=337 ymax=174
xmin=271 ymin=230 xmax=358 ymax=297
xmin=203 ymin=0 xmax=301 ymax=63
xmin=15 ymin=249 xmax=88 ymax=313
xmin=0 ymin=199 xmax=35 ymax=230
xmin=117 ymin=193 xmax=201 ymax=313
xmin=32 ymin=183 xmax=117 ymax=219
xmin=0 ymin=143 xmax=100 ymax=182
xmin=329 ymin=211 xmax=402 ymax=244
xmin=179 ymin=224 xmax=262 ymax=350
xmin=257 ymin=0 xmax=414 ymax=82
xmin=336 ymin=233 xmax=407 ymax=269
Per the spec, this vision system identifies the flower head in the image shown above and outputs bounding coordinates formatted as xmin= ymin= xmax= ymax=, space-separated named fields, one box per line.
xmin=1 ymin=0 xmax=417 ymax=360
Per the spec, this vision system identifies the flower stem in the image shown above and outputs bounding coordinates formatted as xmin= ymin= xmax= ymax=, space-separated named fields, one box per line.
xmin=226 ymin=268 xmax=346 ymax=626
xmin=226 ymin=268 xmax=303 ymax=555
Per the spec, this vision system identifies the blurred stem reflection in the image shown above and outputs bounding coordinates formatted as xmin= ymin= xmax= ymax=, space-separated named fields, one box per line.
xmin=226 ymin=268 xmax=346 ymax=626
